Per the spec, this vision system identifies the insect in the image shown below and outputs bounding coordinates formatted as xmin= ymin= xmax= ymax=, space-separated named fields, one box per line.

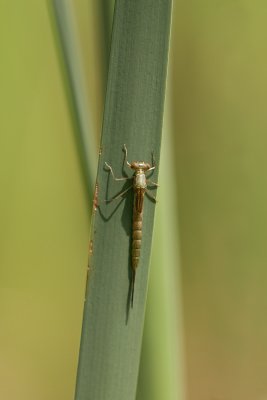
xmin=105 ymin=144 xmax=158 ymax=307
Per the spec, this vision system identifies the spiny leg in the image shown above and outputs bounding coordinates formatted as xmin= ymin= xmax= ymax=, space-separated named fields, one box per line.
xmin=147 ymin=179 xmax=159 ymax=187
xmin=105 ymin=162 xmax=131 ymax=181
xmin=147 ymin=166 xmax=156 ymax=173
xmin=105 ymin=185 xmax=133 ymax=203
xmin=123 ymin=144 xmax=132 ymax=169
xmin=147 ymin=152 xmax=156 ymax=174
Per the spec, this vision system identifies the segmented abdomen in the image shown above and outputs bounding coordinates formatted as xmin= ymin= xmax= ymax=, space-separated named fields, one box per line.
xmin=132 ymin=191 xmax=144 ymax=271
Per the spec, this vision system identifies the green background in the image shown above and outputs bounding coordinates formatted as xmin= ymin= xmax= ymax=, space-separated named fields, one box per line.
xmin=1 ymin=1 xmax=267 ymax=399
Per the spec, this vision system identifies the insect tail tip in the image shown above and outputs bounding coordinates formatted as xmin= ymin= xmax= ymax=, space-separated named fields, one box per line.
xmin=131 ymin=270 xmax=136 ymax=308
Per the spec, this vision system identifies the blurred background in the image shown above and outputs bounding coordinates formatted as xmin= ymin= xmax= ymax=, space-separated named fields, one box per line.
xmin=1 ymin=1 xmax=267 ymax=399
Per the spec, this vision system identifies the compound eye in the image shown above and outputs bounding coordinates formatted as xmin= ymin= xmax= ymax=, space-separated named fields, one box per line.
xmin=130 ymin=162 xmax=138 ymax=169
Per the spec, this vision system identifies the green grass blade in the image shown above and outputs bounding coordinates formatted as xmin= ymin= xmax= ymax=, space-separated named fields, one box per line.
xmin=75 ymin=1 xmax=172 ymax=399
xmin=49 ymin=0 xmax=98 ymax=199
xmin=136 ymin=92 xmax=186 ymax=400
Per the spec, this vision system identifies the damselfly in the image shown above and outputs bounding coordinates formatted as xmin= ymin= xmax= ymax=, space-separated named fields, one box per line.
xmin=105 ymin=144 xmax=158 ymax=307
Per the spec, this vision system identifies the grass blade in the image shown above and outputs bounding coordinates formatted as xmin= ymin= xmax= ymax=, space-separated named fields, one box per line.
xmin=49 ymin=0 xmax=98 ymax=199
xmin=136 ymin=91 xmax=186 ymax=400
xmin=75 ymin=1 xmax=172 ymax=399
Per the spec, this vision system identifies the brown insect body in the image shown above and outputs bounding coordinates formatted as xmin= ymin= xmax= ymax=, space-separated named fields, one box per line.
xmin=105 ymin=146 xmax=157 ymax=307
xmin=131 ymin=167 xmax=148 ymax=305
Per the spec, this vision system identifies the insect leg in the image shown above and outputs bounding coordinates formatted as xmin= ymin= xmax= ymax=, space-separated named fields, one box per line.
xmin=146 ymin=180 xmax=159 ymax=187
xmin=105 ymin=185 xmax=133 ymax=203
xmin=146 ymin=151 xmax=156 ymax=174
xmin=105 ymin=162 xmax=131 ymax=181
xmin=123 ymin=144 xmax=132 ymax=168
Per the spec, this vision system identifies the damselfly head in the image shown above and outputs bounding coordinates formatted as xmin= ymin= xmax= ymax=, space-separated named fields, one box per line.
xmin=130 ymin=161 xmax=151 ymax=171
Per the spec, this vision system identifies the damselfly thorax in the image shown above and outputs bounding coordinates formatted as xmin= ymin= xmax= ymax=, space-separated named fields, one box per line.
xmin=105 ymin=145 xmax=158 ymax=307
